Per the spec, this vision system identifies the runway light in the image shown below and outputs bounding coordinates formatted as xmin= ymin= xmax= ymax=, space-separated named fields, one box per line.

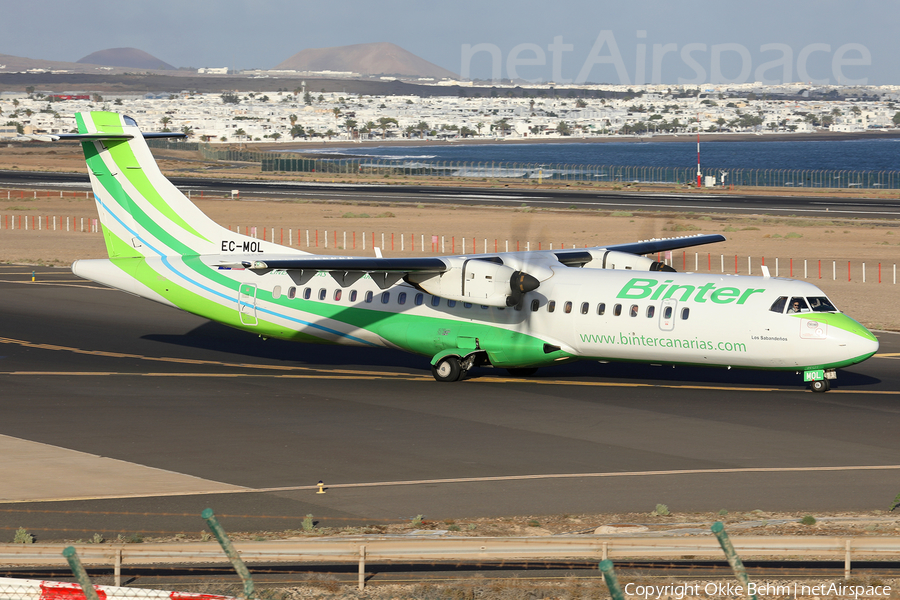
xmin=317 ymin=480 xmax=326 ymax=494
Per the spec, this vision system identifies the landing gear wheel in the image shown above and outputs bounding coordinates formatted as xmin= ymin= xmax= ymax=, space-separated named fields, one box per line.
xmin=507 ymin=367 xmax=538 ymax=377
xmin=810 ymin=379 xmax=830 ymax=393
xmin=432 ymin=356 xmax=462 ymax=382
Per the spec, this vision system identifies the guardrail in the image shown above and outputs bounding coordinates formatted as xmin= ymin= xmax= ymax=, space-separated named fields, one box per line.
xmin=1 ymin=535 xmax=896 ymax=576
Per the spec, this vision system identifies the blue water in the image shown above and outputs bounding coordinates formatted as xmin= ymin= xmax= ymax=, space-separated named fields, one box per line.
xmin=300 ymin=138 xmax=900 ymax=172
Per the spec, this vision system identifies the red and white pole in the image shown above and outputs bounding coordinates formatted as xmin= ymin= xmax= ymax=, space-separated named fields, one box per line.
xmin=696 ymin=114 xmax=702 ymax=187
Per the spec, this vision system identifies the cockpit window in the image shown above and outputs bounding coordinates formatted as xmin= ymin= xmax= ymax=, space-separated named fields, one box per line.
xmin=787 ymin=297 xmax=809 ymax=314
xmin=769 ymin=296 xmax=787 ymax=314
xmin=808 ymin=296 xmax=838 ymax=312
xmin=123 ymin=115 xmax=138 ymax=127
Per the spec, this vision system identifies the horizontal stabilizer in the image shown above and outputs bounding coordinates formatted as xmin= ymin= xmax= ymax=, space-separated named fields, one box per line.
xmin=55 ymin=132 xmax=186 ymax=141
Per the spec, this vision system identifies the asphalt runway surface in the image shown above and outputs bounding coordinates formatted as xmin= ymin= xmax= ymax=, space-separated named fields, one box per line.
xmin=1 ymin=265 xmax=899 ymax=541
xmin=4 ymin=170 xmax=900 ymax=219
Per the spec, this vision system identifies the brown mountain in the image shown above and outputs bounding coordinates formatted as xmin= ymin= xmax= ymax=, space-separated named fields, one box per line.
xmin=77 ymin=48 xmax=175 ymax=70
xmin=275 ymin=42 xmax=456 ymax=79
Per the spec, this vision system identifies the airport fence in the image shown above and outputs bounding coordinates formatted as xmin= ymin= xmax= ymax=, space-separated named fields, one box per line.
xmin=144 ymin=138 xmax=900 ymax=190
xmin=1 ymin=208 xmax=897 ymax=284
xmin=259 ymin=156 xmax=900 ymax=190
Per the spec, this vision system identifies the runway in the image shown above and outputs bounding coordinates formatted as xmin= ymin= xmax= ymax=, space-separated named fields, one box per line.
xmin=4 ymin=170 xmax=900 ymax=219
xmin=1 ymin=265 xmax=899 ymax=540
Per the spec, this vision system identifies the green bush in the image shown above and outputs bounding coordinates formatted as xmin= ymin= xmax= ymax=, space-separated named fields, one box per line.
xmin=302 ymin=514 xmax=315 ymax=531
xmin=13 ymin=527 xmax=34 ymax=544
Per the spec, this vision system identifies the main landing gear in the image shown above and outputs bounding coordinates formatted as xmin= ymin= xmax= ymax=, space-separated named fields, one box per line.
xmin=431 ymin=354 xmax=482 ymax=382
xmin=431 ymin=354 xmax=541 ymax=382
xmin=431 ymin=355 xmax=463 ymax=382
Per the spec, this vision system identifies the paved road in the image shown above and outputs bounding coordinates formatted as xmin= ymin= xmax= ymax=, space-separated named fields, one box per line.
xmin=3 ymin=170 xmax=900 ymax=219
xmin=1 ymin=266 xmax=899 ymax=540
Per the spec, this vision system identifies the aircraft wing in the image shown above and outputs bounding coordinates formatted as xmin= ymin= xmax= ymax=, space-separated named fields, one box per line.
xmin=596 ymin=233 xmax=726 ymax=256
xmin=231 ymin=233 xmax=726 ymax=273
xmin=242 ymin=256 xmax=449 ymax=273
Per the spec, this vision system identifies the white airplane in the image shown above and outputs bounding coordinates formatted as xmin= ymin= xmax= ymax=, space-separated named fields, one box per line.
xmin=59 ymin=112 xmax=878 ymax=391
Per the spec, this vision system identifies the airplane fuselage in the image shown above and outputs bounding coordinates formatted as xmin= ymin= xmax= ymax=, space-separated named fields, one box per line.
xmin=74 ymin=253 xmax=878 ymax=374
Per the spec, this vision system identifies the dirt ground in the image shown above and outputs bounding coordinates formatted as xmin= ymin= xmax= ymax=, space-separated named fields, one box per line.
xmin=1 ymin=143 xmax=899 ymax=330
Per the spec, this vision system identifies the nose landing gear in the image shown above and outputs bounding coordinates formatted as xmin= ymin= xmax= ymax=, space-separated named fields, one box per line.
xmin=806 ymin=368 xmax=836 ymax=393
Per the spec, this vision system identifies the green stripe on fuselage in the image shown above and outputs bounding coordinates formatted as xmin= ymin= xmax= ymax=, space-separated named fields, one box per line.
xmin=103 ymin=138 xmax=209 ymax=243
xmin=789 ymin=312 xmax=877 ymax=342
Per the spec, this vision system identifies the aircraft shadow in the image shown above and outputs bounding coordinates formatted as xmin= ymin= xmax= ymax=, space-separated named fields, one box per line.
xmin=142 ymin=322 xmax=423 ymax=369
xmin=143 ymin=322 xmax=881 ymax=390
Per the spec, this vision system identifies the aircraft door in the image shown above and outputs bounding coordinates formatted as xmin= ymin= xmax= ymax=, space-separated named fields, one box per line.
xmin=238 ymin=283 xmax=258 ymax=326
xmin=659 ymin=298 xmax=677 ymax=331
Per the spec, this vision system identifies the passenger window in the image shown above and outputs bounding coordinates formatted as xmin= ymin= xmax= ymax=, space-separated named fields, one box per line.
xmin=580 ymin=302 xmax=589 ymax=315
xmin=364 ymin=291 xmax=373 ymax=303
xmin=663 ymin=306 xmax=673 ymax=319
xmin=398 ymin=292 xmax=407 ymax=305
xmin=448 ymin=299 xmax=457 ymax=307
xmin=547 ymin=300 xmax=556 ymax=313
xmin=788 ymin=297 xmax=809 ymax=314
xmin=481 ymin=305 xmax=488 ymax=309
xmin=463 ymin=302 xmax=472 ymax=308
xmin=333 ymin=289 xmax=342 ymax=301
xmin=769 ymin=296 xmax=787 ymax=313
xmin=349 ymin=290 xmax=358 ymax=302
xmin=381 ymin=292 xmax=390 ymax=304
xmin=318 ymin=288 xmax=327 ymax=301
xmin=531 ymin=299 xmax=540 ymax=312
xmin=288 ymin=286 xmax=296 ymax=299
xmin=431 ymin=295 xmax=441 ymax=307
xmin=564 ymin=301 xmax=572 ymax=314
xmin=681 ymin=307 xmax=690 ymax=320
xmin=303 ymin=287 xmax=311 ymax=300
xmin=613 ymin=304 xmax=622 ymax=316
xmin=630 ymin=304 xmax=638 ymax=317
xmin=808 ymin=296 xmax=837 ymax=312
xmin=272 ymin=285 xmax=282 ymax=300
xmin=597 ymin=303 xmax=606 ymax=316
xmin=415 ymin=293 xmax=424 ymax=306
xmin=646 ymin=305 xmax=655 ymax=318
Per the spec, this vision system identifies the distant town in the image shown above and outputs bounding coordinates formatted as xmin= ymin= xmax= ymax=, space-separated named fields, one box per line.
xmin=2 ymin=81 xmax=900 ymax=145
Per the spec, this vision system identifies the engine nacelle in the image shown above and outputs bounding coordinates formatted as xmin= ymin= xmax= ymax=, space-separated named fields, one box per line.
xmin=407 ymin=258 xmax=538 ymax=307
xmin=583 ymin=250 xmax=674 ymax=272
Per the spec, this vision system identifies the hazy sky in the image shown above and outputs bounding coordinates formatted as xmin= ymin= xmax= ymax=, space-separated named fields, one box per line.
xmin=1 ymin=0 xmax=897 ymax=85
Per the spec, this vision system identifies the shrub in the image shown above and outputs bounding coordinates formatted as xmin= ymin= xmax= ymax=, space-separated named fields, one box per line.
xmin=652 ymin=504 xmax=670 ymax=516
xmin=800 ymin=515 xmax=816 ymax=526
xmin=302 ymin=514 xmax=315 ymax=531
xmin=13 ymin=528 xmax=34 ymax=544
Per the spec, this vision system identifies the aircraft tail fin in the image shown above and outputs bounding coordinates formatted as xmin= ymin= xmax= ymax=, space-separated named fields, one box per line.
xmin=71 ymin=111 xmax=292 ymax=259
